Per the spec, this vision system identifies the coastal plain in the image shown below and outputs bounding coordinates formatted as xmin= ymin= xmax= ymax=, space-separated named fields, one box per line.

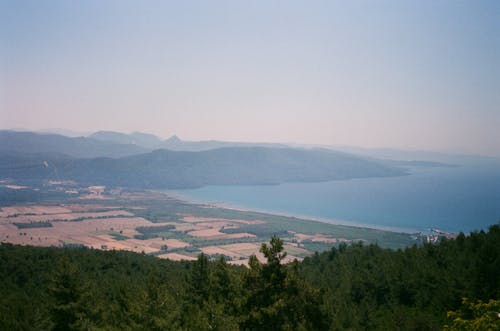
xmin=0 ymin=182 xmax=417 ymax=263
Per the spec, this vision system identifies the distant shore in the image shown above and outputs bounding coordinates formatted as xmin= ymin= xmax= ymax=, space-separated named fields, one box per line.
xmin=158 ymin=189 xmax=424 ymax=235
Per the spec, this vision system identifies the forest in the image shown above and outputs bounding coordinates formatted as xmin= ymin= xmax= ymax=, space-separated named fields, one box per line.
xmin=1 ymin=225 xmax=499 ymax=330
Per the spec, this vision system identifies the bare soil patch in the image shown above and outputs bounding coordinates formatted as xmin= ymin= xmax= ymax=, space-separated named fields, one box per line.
xmin=158 ymin=253 xmax=197 ymax=261
xmin=294 ymin=232 xmax=350 ymax=244
xmin=0 ymin=205 xmax=72 ymax=217
xmin=2 ymin=210 xmax=134 ymax=223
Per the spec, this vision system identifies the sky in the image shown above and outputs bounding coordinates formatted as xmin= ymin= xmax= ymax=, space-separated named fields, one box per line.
xmin=1 ymin=0 xmax=499 ymax=156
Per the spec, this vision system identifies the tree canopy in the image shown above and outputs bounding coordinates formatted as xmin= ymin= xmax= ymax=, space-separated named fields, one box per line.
xmin=1 ymin=225 xmax=499 ymax=330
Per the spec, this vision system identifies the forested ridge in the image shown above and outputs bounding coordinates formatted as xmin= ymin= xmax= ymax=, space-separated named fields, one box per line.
xmin=1 ymin=225 xmax=499 ymax=330
xmin=1 ymin=131 xmax=406 ymax=190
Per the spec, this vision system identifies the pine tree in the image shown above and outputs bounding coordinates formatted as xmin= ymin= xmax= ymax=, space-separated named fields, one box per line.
xmin=49 ymin=257 xmax=85 ymax=331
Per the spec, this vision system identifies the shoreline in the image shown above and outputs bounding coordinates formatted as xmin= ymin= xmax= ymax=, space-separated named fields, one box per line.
xmin=157 ymin=189 xmax=424 ymax=235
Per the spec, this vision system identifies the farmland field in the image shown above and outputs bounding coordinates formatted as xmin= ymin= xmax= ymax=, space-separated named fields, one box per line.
xmin=0 ymin=182 xmax=418 ymax=263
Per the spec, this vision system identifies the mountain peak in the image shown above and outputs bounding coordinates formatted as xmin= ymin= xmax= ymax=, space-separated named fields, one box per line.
xmin=166 ymin=135 xmax=181 ymax=142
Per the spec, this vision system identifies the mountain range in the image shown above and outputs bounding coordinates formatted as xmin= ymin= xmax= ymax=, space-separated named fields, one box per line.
xmin=0 ymin=130 xmax=408 ymax=189
xmin=89 ymin=130 xmax=287 ymax=151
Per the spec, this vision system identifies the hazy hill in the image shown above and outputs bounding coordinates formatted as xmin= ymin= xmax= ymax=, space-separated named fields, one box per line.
xmin=87 ymin=130 xmax=287 ymax=151
xmin=89 ymin=131 xmax=164 ymax=149
xmin=87 ymin=131 xmax=492 ymax=167
xmin=324 ymin=145 xmax=500 ymax=166
xmin=0 ymin=131 xmax=149 ymax=158
xmin=0 ymin=146 xmax=407 ymax=189
xmin=161 ymin=135 xmax=288 ymax=151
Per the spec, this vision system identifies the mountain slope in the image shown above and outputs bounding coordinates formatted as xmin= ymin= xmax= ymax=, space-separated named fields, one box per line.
xmin=87 ymin=130 xmax=288 ymax=151
xmin=0 ymin=146 xmax=407 ymax=189
xmin=161 ymin=135 xmax=288 ymax=151
xmin=0 ymin=131 xmax=149 ymax=158
xmin=89 ymin=131 xmax=164 ymax=149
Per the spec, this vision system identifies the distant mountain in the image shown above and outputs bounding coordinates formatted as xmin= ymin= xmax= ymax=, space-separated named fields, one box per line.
xmin=89 ymin=131 xmax=164 ymax=149
xmin=383 ymin=159 xmax=458 ymax=168
xmin=36 ymin=128 xmax=92 ymax=137
xmin=161 ymin=135 xmax=261 ymax=151
xmin=87 ymin=130 xmax=288 ymax=151
xmin=323 ymin=145 xmax=500 ymax=166
xmin=0 ymin=131 xmax=149 ymax=158
xmin=0 ymin=146 xmax=407 ymax=189
xmin=91 ymin=130 xmax=480 ymax=163
xmin=162 ymin=135 xmax=288 ymax=151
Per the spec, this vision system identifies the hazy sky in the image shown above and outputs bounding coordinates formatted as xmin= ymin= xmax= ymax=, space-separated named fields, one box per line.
xmin=1 ymin=0 xmax=499 ymax=156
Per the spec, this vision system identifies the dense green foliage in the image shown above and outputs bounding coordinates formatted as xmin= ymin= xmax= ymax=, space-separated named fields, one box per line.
xmin=444 ymin=298 xmax=500 ymax=330
xmin=1 ymin=225 xmax=499 ymax=330
xmin=299 ymin=225 xmax=500 ymax=330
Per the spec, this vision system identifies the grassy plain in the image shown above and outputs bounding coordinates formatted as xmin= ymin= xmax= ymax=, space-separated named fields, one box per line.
xmin=0 ymin=183 xmax=417 ymax=263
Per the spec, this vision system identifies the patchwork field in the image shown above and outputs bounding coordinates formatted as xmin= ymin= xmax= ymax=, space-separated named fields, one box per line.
xmin=0 ymin=183 xmax=418 ymax=264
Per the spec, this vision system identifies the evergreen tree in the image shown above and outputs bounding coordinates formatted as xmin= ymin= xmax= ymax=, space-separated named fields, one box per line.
xmin=242 ymin=236 xmax=326 ymax=330
xmin=49 ymin=257 xmax=85 ymax=331
xmin=444 ymin=298 xmax=500 ymax=331
xmin=190 ymin=253 xmax=210 ymax=304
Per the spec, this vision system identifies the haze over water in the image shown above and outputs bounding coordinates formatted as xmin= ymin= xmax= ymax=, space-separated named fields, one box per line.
xmin=177 ymin=162 xmax=500 ymax=234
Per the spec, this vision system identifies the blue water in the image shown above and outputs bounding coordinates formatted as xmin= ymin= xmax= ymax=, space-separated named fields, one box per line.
xmin=174 ymin=162 xmax=500 ymax=234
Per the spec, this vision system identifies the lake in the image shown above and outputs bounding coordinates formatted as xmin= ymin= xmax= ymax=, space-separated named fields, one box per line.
xmin=173 ymin=161 xmax=500 ymax=234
